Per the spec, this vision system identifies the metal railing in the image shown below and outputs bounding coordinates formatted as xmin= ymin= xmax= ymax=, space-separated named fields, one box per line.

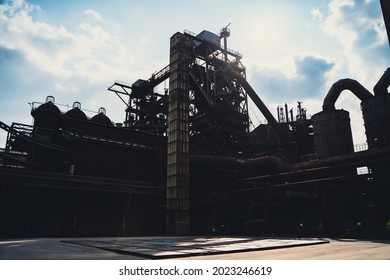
xmin=184 ymin=29 xmax=243 ymax=58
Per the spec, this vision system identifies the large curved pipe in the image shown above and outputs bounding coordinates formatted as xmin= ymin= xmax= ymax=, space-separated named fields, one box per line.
xmin=374 ymin=68 xmax=390 ymax=95
xmin=190 ymin=154 xmax=290 ymax=175
xmin=322 ymin=78 xmax=373 ymax=111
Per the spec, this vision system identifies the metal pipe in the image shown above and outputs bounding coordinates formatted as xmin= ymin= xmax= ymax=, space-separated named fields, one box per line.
xmin=374 ymin=68 xmax=390 ymax=95
xmin=322 ymin=78 xmax=373 ymax=111
xmin=224 ymin=36 xmax=228 ymax=62
xmin=284 ymin=103 xmax=289 ymax=125
xmin=189 ymin=154 xmax=290 ymax=175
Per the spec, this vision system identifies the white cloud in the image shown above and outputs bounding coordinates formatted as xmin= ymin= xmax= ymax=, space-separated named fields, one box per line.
xmin=0 ymin=0 xmax=387 ymax=148
xmin=0 ymin=0 xmax=40 ymax=16
xmin=318 ymin=0 xmax=388 ymax=85
xmin=0 ymin=0 xmax=143 ymax=144
xmin=84 ymin=9 xmax=102 ymax=21
xmin=0 ymin=0 xmax=136 ymax=84
xmin=311 ymin=7 xmax=324 ymax=22
xmin=249 ymin=54 xmax=335 ymax=105
xmin=308 ymin=0 xmax=389 ymax=144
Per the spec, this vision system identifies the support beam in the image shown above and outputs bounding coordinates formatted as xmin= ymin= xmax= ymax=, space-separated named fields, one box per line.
xmin=381 ymin=0 xmax=390 ymax=45
xmin=228 ymin=71 xmax=287 ymax=143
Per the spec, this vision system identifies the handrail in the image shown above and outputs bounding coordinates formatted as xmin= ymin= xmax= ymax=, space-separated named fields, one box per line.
xmin=184 ymin=29 xmax=242 ymax=58
xmin=0 ymin=121 xmax=69 ymax=152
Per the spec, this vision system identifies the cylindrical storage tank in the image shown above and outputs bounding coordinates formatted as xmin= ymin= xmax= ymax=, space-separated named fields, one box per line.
xmin=312 ymin=109 xmax=354 ymax=158
xmin=64 ymin=102 xmax=88 ymax=120
xmin=31 ymin=96 xmax=62 ymax=131
xmin=361 ymin=94 xmax=390 ymax=149
xmin=90 ymin=107 xmax=113 ymax=126
xmin=30 ymin=96 xmax=64 ymax=165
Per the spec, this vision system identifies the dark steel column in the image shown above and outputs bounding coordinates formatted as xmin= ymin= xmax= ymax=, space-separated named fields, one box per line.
xmin=381 ymin=0 xmax=390 ymax=45
xmin=166 ymin=32 xmax=190 ymax=235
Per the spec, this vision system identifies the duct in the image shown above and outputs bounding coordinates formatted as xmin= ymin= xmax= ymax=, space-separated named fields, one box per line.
xmin=245 ymin=155 xmax=290 ymax=173
xmin=189 ymin=154 xmax=290 ymax=175
xmin=322 ymin=78 xmax=373 ymax=111
xmin=374 ymin=68 xmax=390 ymax=95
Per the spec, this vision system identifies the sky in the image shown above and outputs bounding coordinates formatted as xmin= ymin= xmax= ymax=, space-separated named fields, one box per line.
xmin=0 ymin=0 xmax=389 ymax=148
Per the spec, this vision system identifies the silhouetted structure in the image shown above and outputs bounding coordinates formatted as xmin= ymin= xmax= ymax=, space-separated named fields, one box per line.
xmin=1 ymin=3 xmax=390 ymax=238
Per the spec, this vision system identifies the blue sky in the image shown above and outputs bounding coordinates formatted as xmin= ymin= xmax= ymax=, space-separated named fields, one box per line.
xmin=0 ymin=0 xmax=389 ymax=146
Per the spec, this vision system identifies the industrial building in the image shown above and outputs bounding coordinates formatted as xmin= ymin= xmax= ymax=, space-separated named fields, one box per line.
xmin=0 ymin=1 xmax=389 ymax=239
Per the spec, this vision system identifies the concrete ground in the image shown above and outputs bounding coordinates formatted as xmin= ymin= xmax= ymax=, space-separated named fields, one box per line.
xmin=0 ymin=237 xmax=389 ymax=260
xmin=183 ymin=239 xmax=390 ymax=260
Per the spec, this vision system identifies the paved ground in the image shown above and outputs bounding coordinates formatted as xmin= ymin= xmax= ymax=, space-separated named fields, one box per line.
xmin=0 ymin=237 xmax=389 ymax=260
xmin=62 ymin=237 xmax=328 ymax=259
xmin=183 ymin=238 xmax=390 ymax=260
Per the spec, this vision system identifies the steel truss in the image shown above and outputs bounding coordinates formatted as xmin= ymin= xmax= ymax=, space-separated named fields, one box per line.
xmin=109 ymin=30 xmax=252 ymax=155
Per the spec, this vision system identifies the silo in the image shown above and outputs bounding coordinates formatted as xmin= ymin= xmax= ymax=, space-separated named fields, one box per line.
xmin=30 ymin=96 xmax=66 ymax=166
xmin=31 ymin=95 xmax=62 ymax=131
xmin=312 ymin=109 xmax=354 ymax=158
xmin=65 ymin=102 xmax=88 ymax=120
xmin=361 ymin=94 xmax=390 ymax=149
xmin=90 ymin=107 xmax=113 ymax=126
